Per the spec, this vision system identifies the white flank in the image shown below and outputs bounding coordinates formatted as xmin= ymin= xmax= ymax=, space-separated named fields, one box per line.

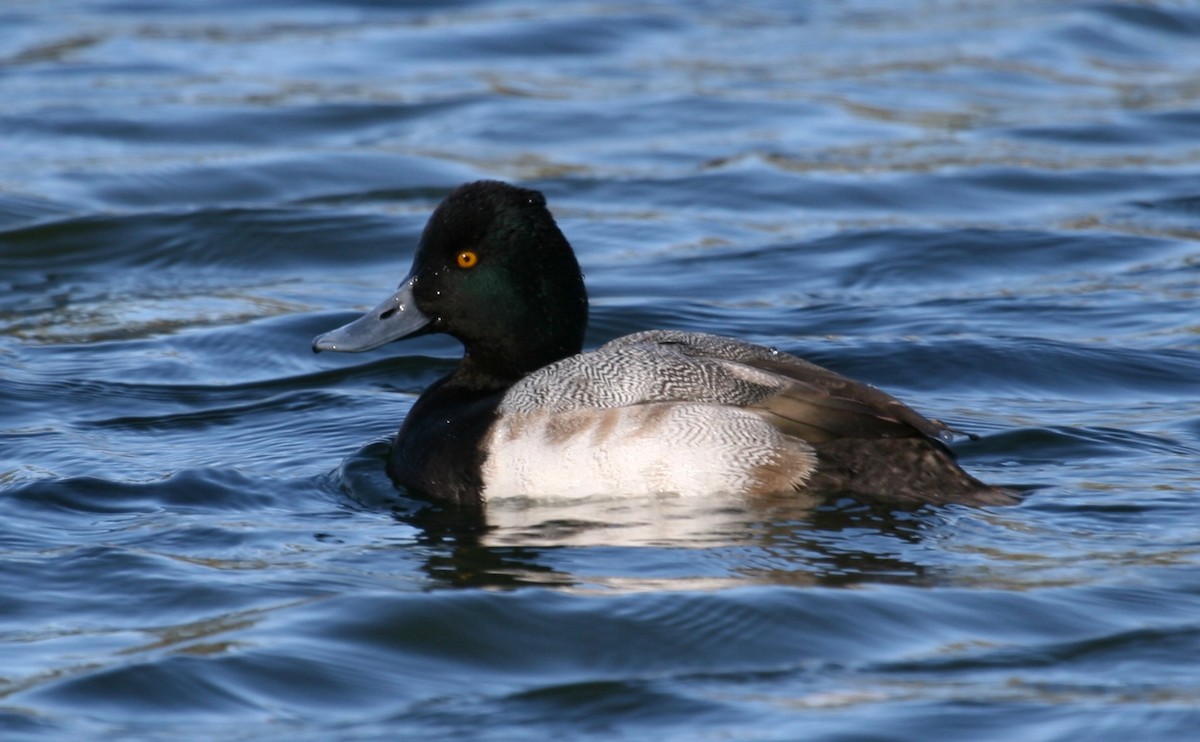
xmin=479 ymin=402 xmax=814 ymax=500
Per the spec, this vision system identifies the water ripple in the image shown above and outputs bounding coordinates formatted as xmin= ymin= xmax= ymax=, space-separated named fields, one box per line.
xmin=5 ymin=1 xmax=1200 ymax=740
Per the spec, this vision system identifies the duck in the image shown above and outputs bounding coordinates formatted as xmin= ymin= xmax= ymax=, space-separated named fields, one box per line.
xmin=313 ymin=180 xmax=1015 ymax=507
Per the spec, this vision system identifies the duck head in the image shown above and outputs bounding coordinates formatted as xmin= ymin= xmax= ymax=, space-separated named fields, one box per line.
xmin=313 ymin=180 xmax=588 ymax=383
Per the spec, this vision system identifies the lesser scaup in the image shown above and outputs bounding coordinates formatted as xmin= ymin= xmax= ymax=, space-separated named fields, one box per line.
xmin=314 ymin=180 xmax=1014 ymax=507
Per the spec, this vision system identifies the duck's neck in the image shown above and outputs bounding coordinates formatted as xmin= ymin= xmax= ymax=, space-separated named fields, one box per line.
xmin=449 ymin=355 xmax=524 ymax=392
xmin=447 ymin=306 xmax=586 ymax=391
xmin=451 ymin=339 xmax=577 ymax=392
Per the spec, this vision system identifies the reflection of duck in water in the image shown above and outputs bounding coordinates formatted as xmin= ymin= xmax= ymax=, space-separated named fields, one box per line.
xmin=315 ymin=181 xmax=1013 ymax=507
xmin=339 ymin=441 xmax=935 ymax=589
xmin=339 ymin=440 xmax=935 ymax=589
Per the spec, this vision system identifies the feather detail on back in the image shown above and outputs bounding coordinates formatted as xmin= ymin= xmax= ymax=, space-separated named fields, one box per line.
xmin=501 ymin=330 xmax=943 ymax=439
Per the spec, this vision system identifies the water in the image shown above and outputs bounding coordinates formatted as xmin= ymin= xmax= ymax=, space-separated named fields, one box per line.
xmin=3 ymin=1 xmax=1200 ymax=739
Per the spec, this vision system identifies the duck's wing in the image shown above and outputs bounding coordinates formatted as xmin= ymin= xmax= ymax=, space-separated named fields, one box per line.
xmin=586 ymin=331 xmax=1015 ymax=506
xmin=595 ymin=330 xmax=953 ymax=444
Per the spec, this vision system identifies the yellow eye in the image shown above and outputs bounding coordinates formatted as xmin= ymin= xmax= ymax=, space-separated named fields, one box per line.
xmin=456 ymin=250 xmax=478 ymax=269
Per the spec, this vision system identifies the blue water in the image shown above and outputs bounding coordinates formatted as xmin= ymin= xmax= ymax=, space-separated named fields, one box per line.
xmin=3 ymin=1 xmax=1200 ymax=739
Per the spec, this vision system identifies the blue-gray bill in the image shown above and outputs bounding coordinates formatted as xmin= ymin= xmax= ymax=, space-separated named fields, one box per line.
xmin=312 ymin=274 xmax=430 ymax=353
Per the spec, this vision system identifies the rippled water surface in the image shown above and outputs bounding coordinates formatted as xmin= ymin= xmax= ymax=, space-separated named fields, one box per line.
xmin=3 ymin=1 xmax=1200 ymax=739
